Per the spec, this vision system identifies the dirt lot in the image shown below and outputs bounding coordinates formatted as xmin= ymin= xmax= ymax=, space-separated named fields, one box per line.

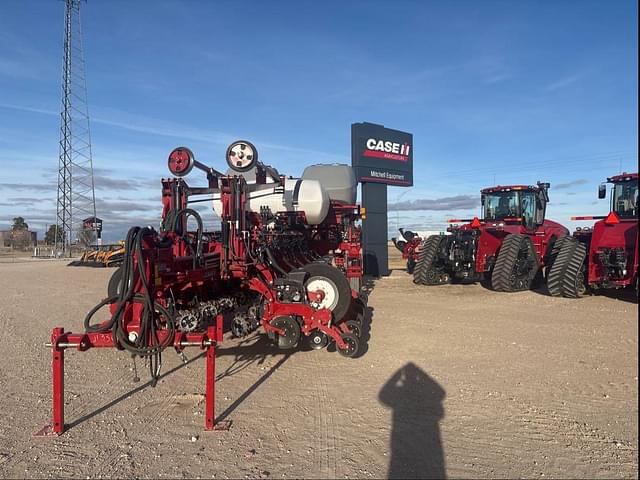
xmin=0 ymin=253 xmax=637 ymax=479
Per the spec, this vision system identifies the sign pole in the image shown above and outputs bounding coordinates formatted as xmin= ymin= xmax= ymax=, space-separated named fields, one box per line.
xmin=361 ymin=182 xmax=389 ymax=276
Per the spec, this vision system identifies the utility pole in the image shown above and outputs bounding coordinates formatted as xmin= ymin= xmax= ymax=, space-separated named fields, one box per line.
xmin=55 ymin=0 xmax=97 ymax=256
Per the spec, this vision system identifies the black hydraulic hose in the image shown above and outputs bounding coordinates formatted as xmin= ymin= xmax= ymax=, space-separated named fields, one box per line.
xmin=278 ymin=251 xmax=296 ymax=270
xmin=234 ymin=181 xmax=241 ymax=226
xmin=221 ymin=222 xmax=229 ymax=274
xmin=84 ymin=294 xmax=119 ymax=332
xmin=264 ymin=246 xmax=288 ymax=276
xmin=85 ymin=226 xmax=141 ymax=333
xmin=172 ymin=208 xmax=204 ymax=263
xmin=83 ymin=226 xmax=176 ymax=383
xmin=161 ymin=209 xmax=177 ymax=233
xmin=85 ymin=226 xmax=140 ymax=334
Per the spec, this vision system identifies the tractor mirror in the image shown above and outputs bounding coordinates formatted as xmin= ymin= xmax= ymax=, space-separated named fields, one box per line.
xmin=598 ymin=183 xmax=606 ymax=199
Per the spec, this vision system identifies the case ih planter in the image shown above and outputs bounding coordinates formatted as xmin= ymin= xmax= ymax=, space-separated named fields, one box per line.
xmin=548 ymin=173 xmax=638 ymax=298
xmin=38 ymin=141 xmax=366 ymax=436
xmin=412 ymin=182 xmax=569 ymax=292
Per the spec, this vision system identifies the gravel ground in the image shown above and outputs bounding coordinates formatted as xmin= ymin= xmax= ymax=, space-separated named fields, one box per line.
xmin=0 ymin=255 xmax=637 ymax=479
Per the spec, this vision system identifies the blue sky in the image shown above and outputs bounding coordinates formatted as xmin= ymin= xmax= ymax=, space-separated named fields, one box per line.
xmin=0 ymin=0 xmax=637 ymax=241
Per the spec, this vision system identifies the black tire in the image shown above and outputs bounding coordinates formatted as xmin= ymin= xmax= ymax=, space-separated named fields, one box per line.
xmin=492 ymin=234 xmax=540 ymax=292
xmin=413 ymin=235 xmax=449 ymax=285
xmin=401 ymin=229 xmax=416 ymax=242
xmin=544 ymin=236 xmax=569 ymax=281
xmin=406 ymin=258 xmax=416 ymax=274
xmin=308 ymin=330 xmax=329 ymax=350
xmin=105 ymin=252 xmax=124 ymax=268
xmin=337 ymin=332 xmax=359 ymax=358
xmin=350 ymin=296 xmax=366 ymax=328
xmin=393 ymin=238 xmax=407 ymax=252
xmin=345 ymin=319 xmax=362 ymax=338
xmin=271 ymin=316 xmax=301 ymax=349
xmin=546 ymin=237 xmax=587 ymax=298
xmin=546 ymin=236 xmax=570 ymax=296
xmin=300 ymin=262 xmax=351 ymax=322
xmin=107 ymin=267 xmax=123 ymax=298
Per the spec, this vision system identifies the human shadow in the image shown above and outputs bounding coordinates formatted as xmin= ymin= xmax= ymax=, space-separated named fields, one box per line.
xmin=378 ymin=363 xmax=446 ymax=479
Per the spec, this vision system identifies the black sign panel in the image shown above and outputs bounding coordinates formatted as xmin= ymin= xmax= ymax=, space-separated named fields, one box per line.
xmin=351 ymin=122 xmax=413 ymax=186
xmin=82 ymin=216 xmax=103 ymax=234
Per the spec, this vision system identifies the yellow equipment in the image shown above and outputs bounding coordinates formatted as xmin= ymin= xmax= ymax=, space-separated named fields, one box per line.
xmin=68 ymin=242 xmax=125 ymax=267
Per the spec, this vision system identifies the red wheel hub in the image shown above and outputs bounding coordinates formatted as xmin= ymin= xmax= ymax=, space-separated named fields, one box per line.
xmin=168 ymin=147 xmax=194 ymax=176
xmin=308 ymin=289 xmax=325 ymax=303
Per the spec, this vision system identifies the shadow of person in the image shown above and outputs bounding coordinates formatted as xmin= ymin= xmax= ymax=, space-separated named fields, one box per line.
xmin=379 ymin=363 xmax=446 ymax=479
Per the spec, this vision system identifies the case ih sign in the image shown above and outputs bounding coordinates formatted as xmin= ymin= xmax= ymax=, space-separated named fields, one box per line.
xmin=351 ymin=122 xmax=413 ymax=186
xmin=82 ymin=216 xmax=103 ymax=234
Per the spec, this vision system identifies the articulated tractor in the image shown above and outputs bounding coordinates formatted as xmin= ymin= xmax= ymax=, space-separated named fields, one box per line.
xmin=413 ymin=182 xmax=569 ymax=292
xmin=548 ymin=173 xmax=638 ymax=298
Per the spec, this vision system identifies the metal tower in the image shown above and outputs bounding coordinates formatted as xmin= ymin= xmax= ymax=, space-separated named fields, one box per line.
xmin=55 ymin=0 xmax=97 ymax=255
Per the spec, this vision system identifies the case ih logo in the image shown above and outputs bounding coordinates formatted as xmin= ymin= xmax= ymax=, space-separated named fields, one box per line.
xmin=352 ymin=122 xmax=413 ymax=186
xmin=82 ymin=216 xmax=103 ymax=232
xmin=364 ymin=138 xmax=410 ymax=162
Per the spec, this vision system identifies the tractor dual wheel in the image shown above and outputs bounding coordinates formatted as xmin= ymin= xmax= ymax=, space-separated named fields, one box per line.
xmin=547 ymin=237 xmax=587 ymax=298
xmin=300 ymin=262 xmax=352 ymax=322
xmin=492 ymin=234 xmax=540 ymax=292
xmin=413 ymin=235 xmax=450 ymax=285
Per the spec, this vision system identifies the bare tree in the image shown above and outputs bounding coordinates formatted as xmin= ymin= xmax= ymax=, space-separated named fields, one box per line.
xmin=77 ymin=228 xmax=96 ymax=248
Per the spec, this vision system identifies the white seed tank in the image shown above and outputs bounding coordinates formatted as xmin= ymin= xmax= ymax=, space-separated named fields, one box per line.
xmin=212 ymin=164 xmax=356 ymax=225
xmin=212 ymin=177 xmax=330 ymax=225
xmin=302 ymin=164 xmax=357 ymax=204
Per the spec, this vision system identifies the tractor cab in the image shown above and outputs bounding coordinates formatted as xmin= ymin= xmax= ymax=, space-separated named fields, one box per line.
xmin=481 ymin=182 xmax=550 ymax=230
xmin=603 ymin=173 xmax=638 ymax=220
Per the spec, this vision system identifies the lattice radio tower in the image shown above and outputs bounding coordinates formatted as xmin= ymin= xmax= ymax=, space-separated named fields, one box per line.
xmin=55 ymin=0 xmax=97 ymax=255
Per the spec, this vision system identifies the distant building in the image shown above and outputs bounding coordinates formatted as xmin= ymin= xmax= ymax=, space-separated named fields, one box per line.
xmin=416 ymin=230 xmax=451 ymax=237
xmin=0 ymin=229 xmax=38 ymax=248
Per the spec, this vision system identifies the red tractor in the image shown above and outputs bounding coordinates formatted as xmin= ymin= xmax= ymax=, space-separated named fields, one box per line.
xmin=548 ymin=172 xmax=638 ymax=298
xmin=413 ymin=182 xmax=570 ymax=292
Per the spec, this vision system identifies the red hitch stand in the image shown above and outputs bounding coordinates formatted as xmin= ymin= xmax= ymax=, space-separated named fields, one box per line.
xmin=34 ymin=317 xmax=229 ymax=437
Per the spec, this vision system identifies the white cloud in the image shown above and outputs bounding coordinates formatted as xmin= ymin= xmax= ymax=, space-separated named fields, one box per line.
xmin=544 ymin=73 xmax=583 ymax=92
